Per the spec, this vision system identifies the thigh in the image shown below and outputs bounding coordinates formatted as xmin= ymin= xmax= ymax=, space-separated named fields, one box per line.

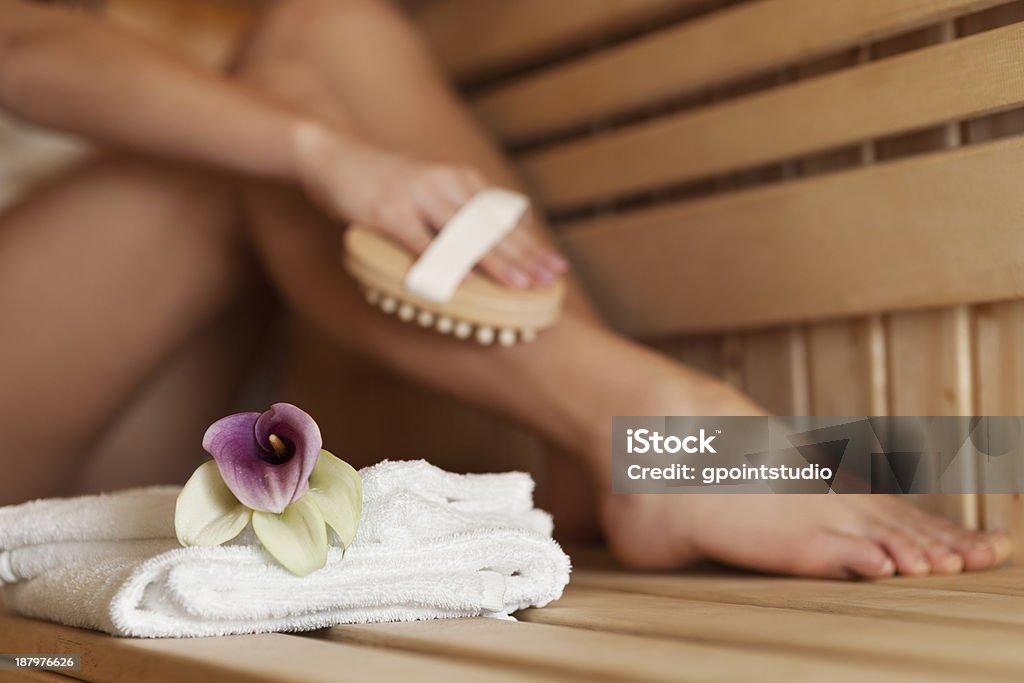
xmin=0 ymin=155 xmax=248 ymax=503
xmin=75 ymin=289 xmax=282 ymax=495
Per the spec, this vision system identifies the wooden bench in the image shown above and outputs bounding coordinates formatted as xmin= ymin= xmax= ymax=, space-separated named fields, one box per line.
xmin=8 ymin=558 xmax=1024 ymax=681
xmin=6 ymin=0 xmax=1024 ymax=680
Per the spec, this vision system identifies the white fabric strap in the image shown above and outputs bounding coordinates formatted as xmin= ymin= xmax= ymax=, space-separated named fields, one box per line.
xmin=404 ymin=188 xmax=530 ymax=303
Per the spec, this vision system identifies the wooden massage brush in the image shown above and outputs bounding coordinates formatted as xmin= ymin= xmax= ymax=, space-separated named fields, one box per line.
xmin=343 ymin=188 xmax=565 ymax=346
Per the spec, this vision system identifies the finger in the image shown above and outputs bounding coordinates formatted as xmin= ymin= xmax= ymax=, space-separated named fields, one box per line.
xmin=412 ymin=185 xmax=461 ymax=234
xmin=494 ymin=220 xmax=569 ymax=285
xmin=432 ymin=167 xmax=479 ymax=209
xmin=376 ymin=206 xmax=433 ymax=256
xmin=503 ymin=227 xmax=570 ymax=280
xmin=477 ymin=248 xmax=532 ymax=289
xmin=487 ymin=234 xmax=553 ymax=287
xmin=459 ymin=167 xmax=488 ymax=193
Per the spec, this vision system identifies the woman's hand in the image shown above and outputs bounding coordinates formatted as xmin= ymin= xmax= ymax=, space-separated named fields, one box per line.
xmin=293 ymin=122 xmax=568 ymax=289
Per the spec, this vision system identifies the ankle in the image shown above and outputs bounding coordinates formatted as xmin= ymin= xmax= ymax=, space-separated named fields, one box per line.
xmin=566 ymin=344 xmax=761 ymax=487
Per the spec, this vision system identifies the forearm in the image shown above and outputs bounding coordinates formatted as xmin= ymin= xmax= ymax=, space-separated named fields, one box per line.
xmin=0 ymin=2 xmax=310 ymax=180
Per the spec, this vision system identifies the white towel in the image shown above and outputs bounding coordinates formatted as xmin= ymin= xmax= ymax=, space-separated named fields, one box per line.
xmin=0 ymin=460 xmax=571 ymax=637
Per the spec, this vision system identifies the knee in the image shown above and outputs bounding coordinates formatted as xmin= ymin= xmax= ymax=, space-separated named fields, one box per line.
xmin=278 ymin=0 xmax=403 ymax=22
xmin=258 ymin=0 xmax=406 ymax=38
xmin=240 ymin=0 xmax=414 ymax=63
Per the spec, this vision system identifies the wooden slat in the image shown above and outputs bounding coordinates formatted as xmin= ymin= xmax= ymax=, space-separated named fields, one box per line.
xmin=875 ymin=565 xmax=1024 ymax=595
xmin=886 ymin=309 xmax=971 ymax=414
xmin=558 ymin=136 xmax=1024 ymax=337
xmin=741 ymin=327 xmax=810 ymax=414
xmin=413 ymin=0 xmax=707 ymax=83
xmin=474 ymin=0 xmax=1008 ymax=142
xmin=316 ymin=617 xmax=902 ymax=683
xmin=1 ymin=673 xmax=82 ymax=683
xmin=518 ymin=20 xmax=1024 ymax=211
xmin=0 ymin=611 xmax=557 ymax=683
xmin=799 ymin=47 xmax=891 ymax=417
xmin=880 ymin=21 xmax=979 ymax=526
xmin=800 ymin=49 xmax=886 ymax=416
xmin=962 ymin=4 xmax=1024 ymax=546
xmin=570 ymin=570 xmax=1024 ymax=626
xmin=519 ymin=585 xmax=1022 ymax=681
xmin=806 ymin=316 xmax=888 ymax=414
xmin=975 ymin=300 xmax=1024 ymax=557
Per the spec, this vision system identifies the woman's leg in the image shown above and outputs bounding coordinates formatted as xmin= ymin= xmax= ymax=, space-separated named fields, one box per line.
xmin=231 ymin=0 xmax=1009 ymax=577
xmin=0 ymin=156 xmax=253 ymax=504
xmin=74 ymin=290 xmax=279 ymax=495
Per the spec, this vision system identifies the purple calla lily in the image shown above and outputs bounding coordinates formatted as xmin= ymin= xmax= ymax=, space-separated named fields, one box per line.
xmin=202 ymin=403 xmax=322 ymax=513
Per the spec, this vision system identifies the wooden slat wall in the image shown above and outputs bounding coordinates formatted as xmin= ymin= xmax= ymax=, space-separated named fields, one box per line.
xmin=963 ymin=2 xmax=1024 ymax=550
xmin=517 ymin=20 xmax=1024 ymax=211
xmin=471 ymin=0 xmax=1010 ymax=142
xmin=429 ymin=0 xmax=1024 ymax=537
xmin=410 ymin=0 xmax=711 ymax=84
xmin=556 ymin=137 xmax=1024 ymax=336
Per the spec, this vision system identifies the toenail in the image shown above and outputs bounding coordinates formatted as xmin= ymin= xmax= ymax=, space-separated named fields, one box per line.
xmin=938 ymin=554 xmax=964 ymax=573
xmin=909 ymin=557 xmax=931 ymax=575
xmin=545 ymin=252 xmax=569 ymax=271
xmin=532 ymin=268 xmax=556 ymax=286
xmin=987 ymin=535 xmax=1012 ymax=563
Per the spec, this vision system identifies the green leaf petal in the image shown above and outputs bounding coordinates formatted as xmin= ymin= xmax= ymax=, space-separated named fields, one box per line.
xmin=175 ymin=460 xmax=251 ymax=547
xmin=252 ymin=496 xmax=328 ymax=576
xmin=305 ymin=449 xmax=362 ymax=548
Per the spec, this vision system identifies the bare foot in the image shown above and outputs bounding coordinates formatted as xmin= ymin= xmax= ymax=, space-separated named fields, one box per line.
xmin=602 ymin=493 xmax=1011 ymax=579
xmin=588 ymin=366 xmax=1012 ymax=579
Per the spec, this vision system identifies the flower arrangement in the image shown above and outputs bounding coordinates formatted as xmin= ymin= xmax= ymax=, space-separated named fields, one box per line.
xmin=174 ymin=403 xmax=362 ymax=576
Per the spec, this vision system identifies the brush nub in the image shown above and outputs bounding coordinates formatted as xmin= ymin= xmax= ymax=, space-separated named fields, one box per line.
xmin=362 ymin=287 xmax=537 ymax=346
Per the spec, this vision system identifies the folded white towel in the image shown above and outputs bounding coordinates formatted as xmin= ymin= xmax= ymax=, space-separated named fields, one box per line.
xmin=0 ymin=460 xmax=571 ymax=637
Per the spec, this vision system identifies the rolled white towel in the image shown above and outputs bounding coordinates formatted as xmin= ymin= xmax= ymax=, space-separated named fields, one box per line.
xmin=0 ymin=460 xmax=570 ymax=637
xmin=0 ymin=460 xmax=550 ymax=549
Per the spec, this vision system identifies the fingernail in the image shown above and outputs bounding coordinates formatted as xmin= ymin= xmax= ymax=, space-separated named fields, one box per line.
xmin=506 ymin=268 xmax=531 ymax=289
xmin=531 ymin=268 xmax=557 ymax=286
xmin=909 ymin=557 xmax=931 ymax=575
xmin=880 ymin=558 xmax=896 ymax=576
xmin=545 ymin=252 xmax=570 ymax=272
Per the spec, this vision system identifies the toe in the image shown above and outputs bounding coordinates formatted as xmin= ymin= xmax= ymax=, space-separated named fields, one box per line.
xmin=957 ymin=531 xmax=1012 ymax=571
xmin=786 ymin=530 xmax=895 ymax=579
xmin=896 ymin=518 xmax=966 ymax=574
xmin=916 ymin=517 xmax=1012 ymax=571
xmin=870 ymin=525 xmax=932 ymax=576
xmin=919 ymin=539 xmax=964 ymax=574
xmin=831 ymin=533 xmax=897 ymax=579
